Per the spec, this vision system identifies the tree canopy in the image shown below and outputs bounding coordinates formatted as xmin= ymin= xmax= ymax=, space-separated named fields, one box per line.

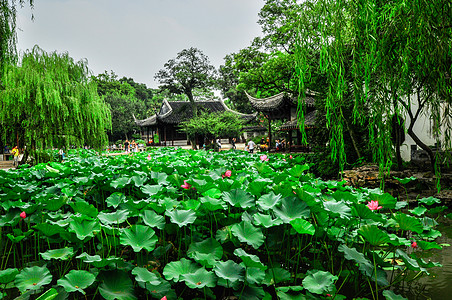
xmin=295 ymin=0 xmax=452 ymax=176
xmin=155 ymin=47 xmax=217 ymax=115
xmin=0 ymin=46 xmax=111 ymax=156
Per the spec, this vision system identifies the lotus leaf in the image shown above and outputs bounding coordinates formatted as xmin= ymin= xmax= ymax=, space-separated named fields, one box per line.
xmin=417 ymin=240 xmax=442 ymax=250
xmin=163 ymin=258 xmax=199 ymax=282
xmin=98 ymin=210 xmax=129 ymax=225
xmin=233 ymin=248 xmax=267 ymax=270
xmin=273 ymin=196 xmax=310 ymax=223
xmin=141 ymin=210 xmax=165 ymax=229
xmin=182 ymin=268 xmax=217 ymax=289
xmin=110 ymin=177 xmax=131 ymax=189
xmin=288 ymin=164 xmax=310 ymax=177
xmin=165 ymin=209 xmax=197 ymax=227
xmin=106 ymin=192 xmax=126 ymax=208
xmin=35 ymin=288 xmax=58 ymax=300
xmin=358 ymin=225 xmax=391 ymax=246
xmin=290 ymin=218 xmax=315 ymax=235
xmin=76 ymin=253 xmax=123 ymax=268
xmin=262 ymin=267 xmax=291 ymax=285
xmin=418 ymin=196 xmax=441 ymax=206
xmin=70 ymin=201 xmax=98 ymax=218
xmin=141 ymin=184 xmax=163 ymax=196
xmin=302 ymin=270 xmax=337 ymax=294
xmin=223 ymin=189 xmax=255 ymax=209
xmin=0 ymin=268 xmax=18 ymax=284
xmin=68 ymin=217 xmax=100 ymax=240
xmin=15 ymin=266 xmax=52 ymax=293
xmin=150 ymin=171 xmax=169 ymax=185
xmin=393 ymin=213 xmax=424 ymax=234
xmin=257 ymin=192 xmax=282 ymax=210
xmin=244 ymin=267 xmax=266 ymax=285
xmin=187 ymin=238 xmax=223 ymax=267
xmin=247 ymin=179 xmax=272 ymax=196
xmin=199 ymin=196 xmax=227 ymax=211
xmin=57 ymin=270 xmax=95 ymax=294
xmin=99 ymin=270 xmax=136 ymax=300
xmin=396 ymin=249 xmax=428 ymax=274
xmin=131 ymin=267 xmax=160 ymax=285
xmin=323 ymin=199 xmax=352 ymax=219
xmin=234 ymin=285 xmax=265 ymax=300
xmin=253 ymin=212 xmax=283 ymax=228
xmin=231 ymin=221 xmax=264 ymax=249
xmin=213 ymin=260 xmax=244 ymax=284
xmin=382 ymin=289 xmax=408 ymax=300
xmin=120 ymin=225 xmax=158 ymax=252
xmin=131 ymin=175 xmax=147 ymax=187
xmin=40 ymin=247 xmax=74 ymax=261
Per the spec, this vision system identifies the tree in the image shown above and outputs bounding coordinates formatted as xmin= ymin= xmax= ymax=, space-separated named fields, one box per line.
xmin=0 ymin=0 xmax=34 ymax=74
xmin=180 ymin=111 xmax=243 ymax=145
xmin=295 ymin=0 xmax=452 ymax=175
xmin=0 ymin=46 xmax=111 ymax=161
xmin=154 ymin=47 xmax=217 ymax=116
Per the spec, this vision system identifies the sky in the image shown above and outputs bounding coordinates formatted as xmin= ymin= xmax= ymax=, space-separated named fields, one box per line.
xmin=16 ymin=0 xmax=264 ymax=89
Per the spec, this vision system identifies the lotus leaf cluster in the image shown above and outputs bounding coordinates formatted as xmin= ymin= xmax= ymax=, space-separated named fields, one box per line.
xmin=0 ymin=148 xmax=445 ymax=299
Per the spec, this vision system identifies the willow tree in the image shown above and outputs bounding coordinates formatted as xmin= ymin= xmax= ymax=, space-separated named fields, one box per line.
xmin=296 ymin=0 xmax=452 ymax=179
xmin=0 ymin=46 xmax=111 ymax=161
xmin=0 ymin=0 xmax=34 ymax=73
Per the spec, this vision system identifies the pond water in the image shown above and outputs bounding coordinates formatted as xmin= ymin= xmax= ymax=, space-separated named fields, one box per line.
xmin=402 ymin=216 xmax=452 ymax=299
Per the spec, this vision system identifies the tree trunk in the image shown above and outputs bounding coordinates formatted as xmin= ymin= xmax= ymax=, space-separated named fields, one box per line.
xmin=343 ymin=117 xmax=362 ymax=160
xmin=407 ymin=127 xmax=436 ymax=172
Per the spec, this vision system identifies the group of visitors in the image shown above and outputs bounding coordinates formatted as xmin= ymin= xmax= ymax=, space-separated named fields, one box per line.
xmin=124 ymin=140 xmax=140 ymax=153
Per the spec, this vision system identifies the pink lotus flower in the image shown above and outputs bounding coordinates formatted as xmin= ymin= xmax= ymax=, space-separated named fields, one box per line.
xmin=181 ymin=180 xmax=192 ymax=190
xmin=326 ymin=294 xmax=332 ymax=297
xmin=283 ymin=159 xmax=286 ymax=161
xmin=367 ymin=200 xmax=382 ymax=211
xmin=289 ymin=155 xmax=293 ymax=159
xmin=147 ymin=154 xmax=151 ymax=161
xmin=20 ymin=211 xmax=26 ymax=219
xmin=411 ymin=241 xmax=418 ymax=248
xmin=160 ymin=297 xmax=167 ymax=300
xmin=260 ymin=155 xmax=269 ymax=161
xmin=224 ymin=170 xmax=232 ymax=178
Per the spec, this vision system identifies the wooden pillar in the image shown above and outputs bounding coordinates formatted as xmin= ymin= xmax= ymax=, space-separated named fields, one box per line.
xmin=267 ymin=116 xmax=272 ymax=150
xmin=288 ymin=130 xmax=293 ymax=151
xmin=296 ymin=129 xmax=301 ymax=146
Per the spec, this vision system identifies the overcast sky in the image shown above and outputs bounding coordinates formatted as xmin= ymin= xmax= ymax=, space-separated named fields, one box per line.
xmin=16 ymin=0 xmax=264 ymax=89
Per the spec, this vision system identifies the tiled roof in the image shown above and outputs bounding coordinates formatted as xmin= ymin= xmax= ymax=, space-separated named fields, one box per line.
xmin=245 ymin=92 xmax=316 ymax=112
xmin=280 ymin=110 xmax=318 ymax=131
xmin=135 ymin=99 xmax=256 ymax=127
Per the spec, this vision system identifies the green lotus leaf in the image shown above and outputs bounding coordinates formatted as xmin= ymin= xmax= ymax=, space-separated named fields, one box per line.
xmin=323 ymin=199 xmax=351 ymax=219
xmin=395 ymin=249 xmax=428 ymax=274
xmin=0 ymin=209 xmax=20 ymax=227
xmin=141 ymin=277 xmax=176 ymax=299
xmin=15 ymin=266 xmax=53 ymax=293
xmin=338 ymin=244 xmax=371 ymax=267
xmin=331 ymin=190 xmax=359 ymax=203
xmin=417 ymin=240 xmax=442 ymax=250
xmin=418 ymin=196 xmax=441 ymax=206
xmin=263 ymin=267 xmax=291 ymax=285
xmin=244 ymin=267 xmax=266 ymax=285
xmin=427 ymin=205 xmax=447 ymax=215
xmin=234 ymin=285 xmax=265 ymax=300
xmin=45 ymin=196 xmax=67 ymax=211
xmin=35 ymin=288 xmax=58 ymax=300
xmin=182 ymin=199 xmax=201 ymax=211
xmin=393 ymin=213 xmax=423 ymax=234
xmin=120 ymin=225 xmax=158 ymax=252
xmin=70 ymin=201 xmax=98 ymax=218
xmin=110 ymin=177 xmax=131 ymax=189
xmin=131 ymin=175 xmax=147 ymax=187
xmin=68 ymin=217 xmax=100 ymax=241
xmin=302 ymin=269 xmax=337 ymax=295
xmin=202 ymin=188 xmax=222 ymax=199
xmin=57 ymin=270 xmax=96 ymax=295
xmin=358 ymin=225 xmax=391 ymax=246
xmin=0 ymin=268 xmax=18 ymax=284
xmin=233 ymin=248 xmax=267 ymax=270
xmin=213 ymin=260 xmax=245 ymax=284
xmin=290 ymin=218 xmax=315 ymax=235
xmin=352 ymin=203 xmax=385 ymax=223
xmin=163 ymin=258 xmax=199 ymax=282
xmin=359 ymin=263 xmax=389 ymax=286
xmin=409 ymin=206 xmax=427 ymax=216
xmin=151 ymin=171 xmax=169 ymax=186
xmin=199 ymin=196 xmax=227 ymax=211
xmin=187 ymin=238 xmax=223 ymax=267
xmin=387 ymin=234 xmax=411 ymax=247
xmin=99 ymin=270 xmax=136 ymax=300
xmin=273 ymin=196 xmax=310 ymax=223
xmin=247 ymin=179 xmax=272 ymax=196
xmin=141 ymin=184 xmax=163 ymax=196
xmin=288 ymin=164 xmax=310 ymax=177
xmin=231 ymin=221 xmax=264 ymax=249
xmin=98 ymin=210 xmax=129 ymax=225
xmin=40 ymin=247 xmax=74 ymax=261
xmin=76 ymin=253 xmax=123 ymax=268
xmin=131 ymin=267 xmax=160 ymax=285
xmin=141 ymin=210 xmax=165 ymax=229
xmin=369 ymin=192 xmax=397 ymax=209
xmin=182 ymin=268 xmax=217 ymax=289
xmin=257 ymin=192 xmax=282 ymax=210
xmin=253 ymin=212 xmax=283 ymax=228
xmin=165 ymin=209 xmax=197 ymax=227
xmin=382 ymin=289 xmax=408 ymax=300
xmin=106 ymin=192 xmax=126 ymax=209
xmin=393 ymin=176 xmax=416 ymax=185
xmin=223 ymin=189 xmax=255 ymax=209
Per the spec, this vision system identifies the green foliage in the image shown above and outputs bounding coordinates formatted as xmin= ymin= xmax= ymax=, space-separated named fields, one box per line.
xmin=0 ymin=46 xmax=111 ymax=157
xmin=180 ymin=111 xmax=244 ymax=140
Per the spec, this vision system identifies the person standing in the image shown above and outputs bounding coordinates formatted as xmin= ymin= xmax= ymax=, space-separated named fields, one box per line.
xmin=11 ymin=146 xmax=19 ymax=166
xmin=124 ymin=140 xmax=130 ymax=153
xmin=231 ymin=137 xmax=236 ymax=150
xmin=247 ymin=140 xmax=256 ymax=154
xmin=216 ymin=138 xmax=222 ymax=152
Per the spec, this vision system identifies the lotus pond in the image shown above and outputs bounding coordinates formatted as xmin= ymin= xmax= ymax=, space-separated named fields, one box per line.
xmin=0 ymin=148 xmax=448 ymax=299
